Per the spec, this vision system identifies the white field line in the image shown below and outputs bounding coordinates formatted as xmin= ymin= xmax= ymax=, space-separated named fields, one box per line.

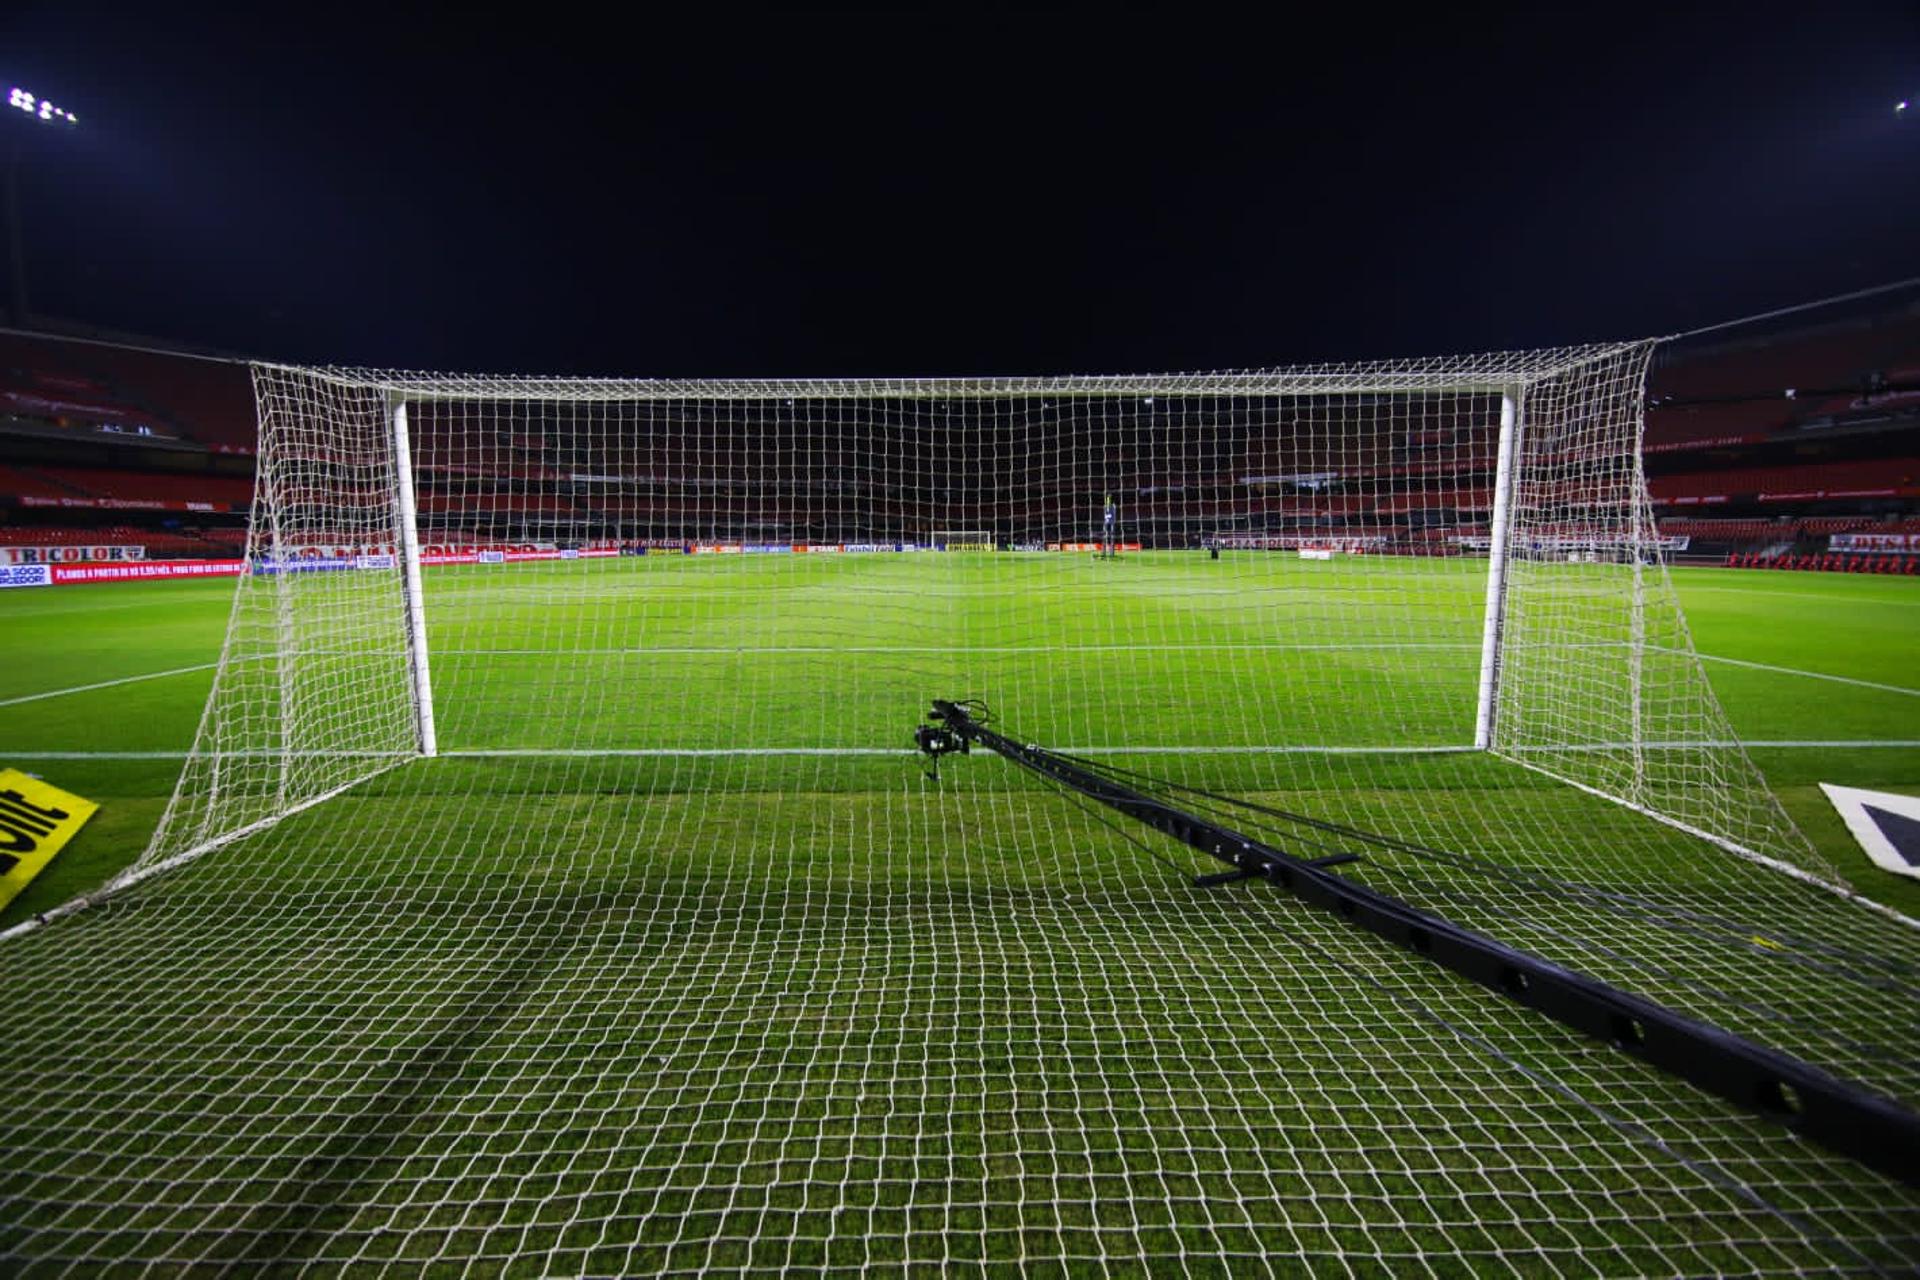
xmin=14 ymin=739 xmax=1920 ymax=761
xmin=1682 ymin=583 xmax=1920 ymax=609
xmin=439 ymin=642 xmax=1482 ymax=656
xmin=0 ymin=663 xmax=218 ymax=708
xmin=1680 ymin=651 xmax=1920 ymax=699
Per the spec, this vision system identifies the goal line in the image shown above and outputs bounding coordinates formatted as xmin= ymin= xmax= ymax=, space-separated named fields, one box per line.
xmin=14 ymin=739 xmax=1920 ymax=761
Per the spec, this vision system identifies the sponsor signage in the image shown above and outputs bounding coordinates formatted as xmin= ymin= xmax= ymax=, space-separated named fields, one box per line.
xmin=1759 ymin=487 xmax=1900 ymax=502
xmin=254 ymin=558 xmax=362 ymax=574
xmin=421 ymin=547 xmax=618 ymax=565
xmin=1642 ymin=434 xmax=1766 ymax=454
xmin=16 ymin=495 xmax=236 ymax=513
xmin=1658 ymin=485 xmax=1920 ymax=506
xmin=1449 ymin=534 xmax=1689 ymax=552
xmin=1831 ymin=532 xmax=1916 ymax=552
xmin=0 ymin=565 xmax=51 ymax=588
xmin=1 ymin=545 xmax=146 ymax=564
xmin=0 ymin=768 xmax=99 ymax=913
xmin=1214 ymin=535 xmax=1387 ymax=551
xmin=19 ymin=544 xmax=632 ymax=587
xmin=53 ymin=559 xmax=245 ymax=583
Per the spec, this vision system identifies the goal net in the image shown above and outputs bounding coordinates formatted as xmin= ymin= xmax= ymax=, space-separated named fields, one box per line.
xmin=4 ymin=343 xmax=1916 ymax=1274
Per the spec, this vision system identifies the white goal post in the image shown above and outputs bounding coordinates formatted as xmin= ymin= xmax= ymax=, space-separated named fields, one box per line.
xmin=389 ymin=396 xmax=438 ymax=758
xmin=1474 ymin=386 xmax=1522 ymax=751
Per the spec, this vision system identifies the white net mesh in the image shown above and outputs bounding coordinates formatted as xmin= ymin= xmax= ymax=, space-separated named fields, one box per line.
xmin=4 ymin=343 xmax=1916 ymax=1275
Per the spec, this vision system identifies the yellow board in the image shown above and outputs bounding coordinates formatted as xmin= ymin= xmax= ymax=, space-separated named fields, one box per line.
xmin=0 ymin=768 xmax=98 ymax=912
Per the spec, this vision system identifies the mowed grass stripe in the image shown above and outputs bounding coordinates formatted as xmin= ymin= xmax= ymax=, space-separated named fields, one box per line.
xmin=0 ymin=662 xmax=219 ymax=708
xmin=1687 ymin=650 xmax=1920 ymax=697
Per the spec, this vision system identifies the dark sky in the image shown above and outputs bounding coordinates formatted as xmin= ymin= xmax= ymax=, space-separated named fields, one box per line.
xmin=2 ymin=5 xmax=1916 ymax=376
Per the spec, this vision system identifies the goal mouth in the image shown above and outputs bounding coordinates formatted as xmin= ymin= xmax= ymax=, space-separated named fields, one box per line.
xmin=931 ymin=529 xmax=996 ymax=551
xmin=9 ymin=344 xmax=1917 ymax=1276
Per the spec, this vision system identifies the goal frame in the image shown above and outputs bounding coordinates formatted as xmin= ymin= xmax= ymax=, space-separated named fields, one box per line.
xmin=4 ymin=340 xmax=1850 ymax=948
xmin=383 ymin=382 xmax=1536 ymax=771
xmin=930 ymin=529 xmax=997 ymax=552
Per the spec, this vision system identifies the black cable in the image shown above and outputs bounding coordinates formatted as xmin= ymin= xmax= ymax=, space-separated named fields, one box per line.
xmin=926 ymin=699 xmax=1920 ymax=1186
xmin=1044 ymin=748 xmax=1918 ymax=987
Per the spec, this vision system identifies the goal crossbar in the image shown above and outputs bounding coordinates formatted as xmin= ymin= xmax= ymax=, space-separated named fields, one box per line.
xmin=266 ymin=341 xmax=1647 ymax=403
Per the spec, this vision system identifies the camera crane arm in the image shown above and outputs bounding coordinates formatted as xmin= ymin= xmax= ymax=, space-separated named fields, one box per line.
xmin=916 ymin=697 xmax=1920 ymax=1188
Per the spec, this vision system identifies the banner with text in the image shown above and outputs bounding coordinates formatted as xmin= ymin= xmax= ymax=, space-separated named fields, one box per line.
xmin=2 ymin=545 xmax=146 ymax=565
xmin=51 ymin=559 xmax=245 ymax=584
xmin=16 ymin=495 xmax=229 ymax=513
xmin=0 ymin=768 xmax=99 ymax=913
xmin=1830 ymin=532 xmax=1915 ymax=553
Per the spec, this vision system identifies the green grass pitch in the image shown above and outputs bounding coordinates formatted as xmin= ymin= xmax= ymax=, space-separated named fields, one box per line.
xmin=1 ymin=556 xmax=1916 ymax=1275
xmin=4 ymin=559 xmax=1914 ymax=926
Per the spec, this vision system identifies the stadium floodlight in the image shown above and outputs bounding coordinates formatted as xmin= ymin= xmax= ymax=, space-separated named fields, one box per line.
xmin=5 ymin=85 xmax=78 ymax=323
xmin=6 ymin=87 xmax=78 ymax=125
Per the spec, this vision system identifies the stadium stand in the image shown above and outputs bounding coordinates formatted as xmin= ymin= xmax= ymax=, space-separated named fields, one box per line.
xmin=1 ymin=329 xmax=255 ymax=449
xmin=1655 ymin=518 xmax=1790 ymax=541
xmin=0 ymin=524 xmax=236 ymax=557
xmin=2 ymin=329 xmax=257 ymax=559
xmin=0 ymin=464 xmax=81 ymax=501
xmin=0 ymin=305 xmax=1914 ymax=566
xmin=1644 ymin=302 xmax=1919 ymax=568
xmin=31 ymin=466 xmax=253 ymax=508
xmin=1649 ymin=458 xmax=1920 ymax=504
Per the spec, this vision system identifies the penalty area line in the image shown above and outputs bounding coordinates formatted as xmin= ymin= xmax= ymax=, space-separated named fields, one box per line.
xmin=439 ymin=641 xmax=1482 ymax=657
xmin=0 ymin=663 xmax=218 ymax=709
xmin=1683 ymin=651 xmax=1920 ymax=698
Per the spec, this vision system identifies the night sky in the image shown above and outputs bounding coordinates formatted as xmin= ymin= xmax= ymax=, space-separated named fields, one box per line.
xmin=2 ymin=6 xmax=1916 ymax=377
